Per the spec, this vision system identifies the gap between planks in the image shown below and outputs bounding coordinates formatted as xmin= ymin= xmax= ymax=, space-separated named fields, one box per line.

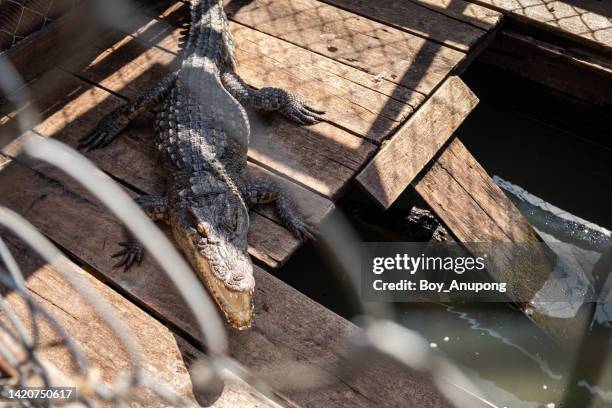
xmin=223 ymin=0 xmax=468 ymax=96
xmin=0 ymin=78 xmax=331 ymax=271
xmin=0 ymin=157 xmax=452 ymax=408
xmin=94 ymin=0 xmax=422 ymax=143
xmin=356 ymin=76 xmax=479 ymax=209
xmin=464 ymin=0 xmax=612 ymax=55
xmin=0 ymin=234 xmax=288 ymax=407
xmin=316 ymin=0 xmax=496 ymax=52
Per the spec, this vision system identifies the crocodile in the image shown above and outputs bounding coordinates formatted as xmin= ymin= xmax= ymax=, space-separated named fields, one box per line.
xmin=79 ymin=0 xmax=324 ymax=329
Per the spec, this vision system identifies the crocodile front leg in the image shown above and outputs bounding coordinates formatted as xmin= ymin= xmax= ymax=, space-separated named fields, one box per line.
xmin=246 ymin=178 xmax=315 ymax=241
xmin=112 ymin=194 xmax=168 ymax=270
xmin=221 ymin=71 xmax=325 ymax=126
xmin=79 ymin=72 xmax=178 ymax=150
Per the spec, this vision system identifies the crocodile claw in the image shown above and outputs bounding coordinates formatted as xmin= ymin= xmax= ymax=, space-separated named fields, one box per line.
xmin=280 ymin=96 xmax=326 ymax=126
xmin=112 ymin=241 xmax=144 ymax=271
xmin=78 ymin=114 xmax=128 ymax=151
xmin=288 ymin=218 xmax=317 ymax=242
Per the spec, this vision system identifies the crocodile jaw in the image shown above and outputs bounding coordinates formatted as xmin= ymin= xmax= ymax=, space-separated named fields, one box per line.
xmin=203 ymin=267 xmax=254 ymax=330
xmin=180 ymin=235 xmax=255 ymax=330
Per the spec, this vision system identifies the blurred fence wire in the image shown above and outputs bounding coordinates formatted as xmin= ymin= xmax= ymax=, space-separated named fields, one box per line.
xmin=0 ymin=0 xmax=501 ymax=407
xmin=0 ymin=0 xmax=80 ymax=52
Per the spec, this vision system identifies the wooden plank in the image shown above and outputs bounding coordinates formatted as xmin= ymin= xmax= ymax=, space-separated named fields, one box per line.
xmin=79 ymin=10 xmax=418 ymax=143
xmin=231 ymin=24 xmax=415 ymax=142
xmin=466 ymin=0 xmax=612 ymax=53
xmin=128 ymin=1 xmax=425 ymax=111
xmin=413 ymin=138 xmax=588 ymax=349
xmin=0 ymin=3 xmax=102 ymax=85
xmin=317 ymin=0 xmax=496 ymax=51
xmin=44 ymin=50 xmax=374 ymax=200
xmin=0 ymin=159 xmax=451 ymax=407
xmin=0 ymin=70 xmax=333 ymax=270
xmin=77 ymin=1 xmax=418 ymax=143
xmin=480 ymin=30 xmax=612 ymax=107
xmin=0 ymin=235 xmax=280 ymax=407
xmin=414 ymin=139 xmax=539 ymax=243
xmin=225 ymin=0 xmax=467 ymax=96
xmin=356 ymin=76 xmax=478 ymax=209
xmin=408 ymin=0 xmax=503 ymax=30
xmin=292 ymin=0 xmax=491 ymax=52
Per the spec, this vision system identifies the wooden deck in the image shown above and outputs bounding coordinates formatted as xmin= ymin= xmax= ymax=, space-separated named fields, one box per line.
xmin=465 ymin=0 xmax=612 ymax=54
xmin=0 ymin=0 xmax=507 ymax=406
xmin=464 ymin=0 xmax=612 ymax=108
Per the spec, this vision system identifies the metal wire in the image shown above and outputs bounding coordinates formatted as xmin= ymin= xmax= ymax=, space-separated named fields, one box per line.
xmin=0 ymin=1 xmax=567 ymax=407
xmin=0 ymin=0 xmax=80 ymax=53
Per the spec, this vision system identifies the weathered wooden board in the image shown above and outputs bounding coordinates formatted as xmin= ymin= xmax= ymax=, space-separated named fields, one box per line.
xmin=409 ymin=0 xmax=503 ymax=30
xmin=480 ymin=30 xmax=612 ymax=107
xmin=224 ymin=0 xmax=467 ymax=96
xmin=413 ymin=138 xmax=588 ymax=349
xmin=0 ymin=70 xmax=332 ymax=270
xmin=79 ymin=0 xmax=418 ymax=144
xmin=0 ymin=158 xmax=451 ymax=408
xmin=50 ymin=34 xmax=375 ymax=200
xmin=0 ymin=236 xmax=280 ymax=407
xmin=466 ymin=0 xmax=612 ymax=53
xmin=0 ymin=3 xmax=101 ymax=85
xmin=414 ymin=139 xmax=540 ymax=243
xmin=133 ymin=1 xmax=426 ymax=110
xmin=356 ymin=76 xmax=479 ymax=209
xmin=318 ymin=0 xmax=499 ymax=50
xmin=81 ymin=7 xmax=416 ymax=142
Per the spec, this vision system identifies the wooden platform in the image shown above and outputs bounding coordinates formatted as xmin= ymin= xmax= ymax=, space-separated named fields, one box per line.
xmin=0 ymin=0 xmax=505 ymax=406
xmin=464 ymin=0 xmax=612 ymax=55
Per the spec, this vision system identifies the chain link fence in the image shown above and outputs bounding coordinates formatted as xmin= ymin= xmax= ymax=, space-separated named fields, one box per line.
xmin=0 ymin=0 xmax=79 ymax=52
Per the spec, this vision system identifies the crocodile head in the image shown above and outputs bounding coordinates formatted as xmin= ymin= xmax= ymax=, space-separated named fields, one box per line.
xmin=173 ymin=196 xmax=254 ymax=330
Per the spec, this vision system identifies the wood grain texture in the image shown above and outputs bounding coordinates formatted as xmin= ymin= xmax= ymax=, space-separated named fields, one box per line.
xmin=0 ymin=3 xmax=99 ymax=84
xmin=413 ymin=138 xmax=588 ymax=349
xmin=408 ymin=0 xmax=503 ymax=30
xmin=0 ymin=236 xmax=279 ymax=407
xmin=466 ymin=0 xmax=612 ymax=53
xmin=317 ymin=0 xmax=497 ymax=50
xmin=54 ymin=13 xmax=377 ymax=196
xmin=0 ymin=69 xmax=333 ymax=270
xmin=133 ymin=1 xmax=426 ymax=111
xmin=480 ymin=30 xmax=612 ymax=107
xmin=356 ymin=76 xmax=479 ymax=209
xmin=225 ymin=0 xmax=467 ymax=96
xmin=82 ymin=1 xmax=415 ymax=144
xmin=0 ymin=159 xmax=450 ymax=408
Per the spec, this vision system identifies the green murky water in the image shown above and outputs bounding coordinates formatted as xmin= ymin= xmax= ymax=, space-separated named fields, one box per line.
xmin=279 ymin=62 xmax=612 ymax=408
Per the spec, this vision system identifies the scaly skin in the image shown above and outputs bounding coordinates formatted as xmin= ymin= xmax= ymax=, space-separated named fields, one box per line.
xmin=80 ymin=0 xmax=323 ymax=329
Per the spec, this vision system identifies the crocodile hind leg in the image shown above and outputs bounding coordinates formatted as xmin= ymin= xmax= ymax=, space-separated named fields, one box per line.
xmin=245 ymin=178 xmax=315 ymax=241
xmin=79 ymin=71 xmax=178 ymax=150
xmin=221 ymin=71 xmax=325 ymax=126
xmin=113 ymin=195 xmax=168 ymax=271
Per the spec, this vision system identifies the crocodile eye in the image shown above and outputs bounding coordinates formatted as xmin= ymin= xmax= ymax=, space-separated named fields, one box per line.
xmin=226 ymin=211 xmax=238 ymax=231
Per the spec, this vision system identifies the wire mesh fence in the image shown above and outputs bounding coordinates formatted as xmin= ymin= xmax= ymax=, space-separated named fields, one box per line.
xmin=0 ymin=0 xmax=80 ymax=53
xmin=0 ymin=1 xmax=495 ymax=403
xmin=0 ymin=0 xmax=610 ymax=406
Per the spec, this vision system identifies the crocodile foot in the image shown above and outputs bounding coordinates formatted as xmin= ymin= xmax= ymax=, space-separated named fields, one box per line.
xmin=280 ymin=93 xmax=326 ymax=126
xmin=112 ymin=241 xmax=144 ymax=271
xmin=286 ymin=217 xmax=317 ymax=242
xmin=78 ymin=112 xmax=129 ymax=151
